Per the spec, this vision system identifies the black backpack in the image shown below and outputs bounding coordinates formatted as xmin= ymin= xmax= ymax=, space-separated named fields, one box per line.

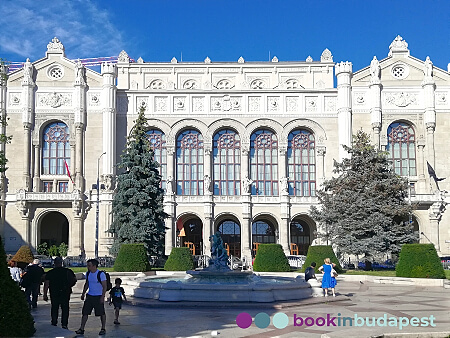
xmin=86 ymin=270 xmax=112 ymax=291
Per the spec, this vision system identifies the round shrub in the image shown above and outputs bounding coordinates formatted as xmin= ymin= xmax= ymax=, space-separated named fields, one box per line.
xmin=0 ymin=236 xmax=35 ymax=337
xmin=11 ymin=245 xmax=34 ymax=270
xmin=164 ymin=247 xmax=194 ymax=271
xmin=302 ymin=245 xmax=343 ymax=274
xmin=253 ymin=244 xmax=290 ymax=272
xmin=113 ymin=243 xmax=151 ymax=272
xmin=396 ymin=244 xmax=445 ymax=279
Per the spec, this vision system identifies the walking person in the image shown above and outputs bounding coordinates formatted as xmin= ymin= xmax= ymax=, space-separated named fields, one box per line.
xmin=318 ymin=258 xmax=335 ymax=297
xmin=8 ymin=260 xmax=22 ymax=284
xmin=76 ymin=259 xmax=107 ymax=336
xmin=23 ymin=259 xmax=45 ymax=309
xmin=108 ymin=278 xmax=127 ymax=325
xmin=43 ymin=257 xmax=77 ymax=329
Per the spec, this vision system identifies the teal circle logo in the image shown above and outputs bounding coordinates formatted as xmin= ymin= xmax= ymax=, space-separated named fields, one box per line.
xmin=273 ymin=312 xmax=289 ymax=329
xmin=254 ymin=312 xmax=270 ymax=329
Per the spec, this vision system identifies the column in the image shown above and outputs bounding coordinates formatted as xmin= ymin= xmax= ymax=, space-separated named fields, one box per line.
xmin=416 ymin=142 xmax=426 ymax=193
xmin=203 ymin=148 xmax=213 ymax=255
xmin=33 ymin=144 xmax=40 ymax=191
xmin=164 ymin=147 xmax=176 ymax=255
xmin=101 ymin=62 xmax=117 ymax=177
xmin=316 ymin=146 xmax=326 ymax=187
xmin=422 ymin=61 xmax=436 ymax=168
xmin=335 ymin=62 xmax=352 ymax=161
xmin=369 ymin=57 xmax=382 ymax=149
xmin=278 ymin=146 xmax=290 ymax=255
xmin=0 ymin=63 xmax=7 ymax=236
xmin=23 ymin=124 xmax=32 ymax=191
xmin=240 ymin=147 xmax=252 ymax=259
xmin=21 ymin=59 xmax=35 ymax=191
xmin=70 ymin=144 xmax=76 ymax=191
xmin=75 ymin=123 xmax=84 ymax=191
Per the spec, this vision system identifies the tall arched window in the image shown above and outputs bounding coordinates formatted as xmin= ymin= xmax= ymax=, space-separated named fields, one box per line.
xmin=218 ymin=220 xmax=241 ymax=257
xmin=42 ymin=122 xmax=70 ymax=175
xmin=176 ymin=130 xmax=204 ymax=195
xmin=290 ymin=220 xmax=311 ymax=256
xmin=251 ymin=220 xmax=276 ymax=257
xmin=386 ymin=122 xmax=416 ymax=176
xmin=250 ymin=129 xmax=278 ymax=195
xmin=147 ymin=129 xmax=167 ymax=190
xmin=287 ymin=129 xmax=316 ymax=196
xmin=213 ymin=129 xmax=240 ymax=195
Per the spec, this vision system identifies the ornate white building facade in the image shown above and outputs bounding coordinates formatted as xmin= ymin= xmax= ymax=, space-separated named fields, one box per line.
xmin=1 ymin=36 xmax=449 ymax=259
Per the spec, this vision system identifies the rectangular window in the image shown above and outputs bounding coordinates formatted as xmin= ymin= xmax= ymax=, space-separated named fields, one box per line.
xmin=58 ymin=182 xmax=68 ymax=192
xmin=43 ymin=181 xmax=53 ymax=192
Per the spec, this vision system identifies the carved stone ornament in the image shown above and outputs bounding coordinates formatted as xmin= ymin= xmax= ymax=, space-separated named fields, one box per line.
xmin=183 ymin=79 xmax=197 ymax=89
xmin=389 ymin=35 xmax=409 ymax=56
xmin=136 ymin=97 xmax=148 ymax=112
xmin=118 ymin=50 xmax=130 ymax=63
xmin=171 ymin=57 xmax=178 ymax=63
xmin=306 ymin=56 xmax=313 ymax=62
xmin=268 ymin=97 xmax=280 ymax=111
xmin=193 ymin=97 xmax=204 ymax=111
xmin=355 ymin=93 xmax=365 ymax=104
xmin=9 ymin=93 xmax=20 ymax=105
xmin=137 ymin=57 xmax=144 ymax=63
xmin=74 ymin=59 xmax=86 ymax=86
xmin=39 ymin=92 xmax=71 ymax=108
xmin=249 ymin=97 xmax=261 ymax=111
xmin=250 ymin=79 xmax=265 ymax=89
xmin=22 ymin=58 xmax=34 ymax=85
xmin=429 ymin=201 xmax=446 ymax=221
xmin=320 ymin=48 xmax=333 ymax=62
xmin=204 ymin=57 xmax=211 ymax=64
xmin=174 ymin=97 xmax=185 ymax=111
xmin=286 ymin=97 xmax=298 ymax=112
xmin=46 ymin=37 xmax=65 ymax=53
xmin=130 ymin=80 xmax=138 ymax=90
xmin=306 ymin=97 xmax=318 ymax=111
xmin=385 ymin=92 xmax=417 ymax=107
xmin=155 ymin=97 xmax=167 ymax=112
xmin=101 ymin=174 xmax=115 ymax=191
xmin=325 ymin=97 xmax=337 ymax=111
xmin=238 ymin=56 xmax=245 ymax=63
xmin=435 ymin=92 xmax=447 ymax=105
xmin=272 ymin=56 xmax=279 ymax=62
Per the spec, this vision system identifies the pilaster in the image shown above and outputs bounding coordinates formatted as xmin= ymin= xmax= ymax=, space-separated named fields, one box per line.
xmin=101 ymin=62 xmax=117 ymax=177
xmin=335 ymin=61 xmax=352 ymax=160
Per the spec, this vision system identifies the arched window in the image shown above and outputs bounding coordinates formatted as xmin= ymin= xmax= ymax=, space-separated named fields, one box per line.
xmin=250 ymin=129 xmax=278 ymax=195
xmin=287 ymin=130 xmax=316 ymax=196
xmin=213 ymin=129 xmax=240 ymax=195
xmin=176 ymin=130 xmax=204 ymax=195
xmin=180 ymin=218 xmax=203 ymax=256
xmin=42 ymin=122 xmax=70 ymax=175
xmin=147 ymin=129 xmax=167 ymax=190
xmin=290 ymin=221 xmax=311 ymax=256
xmin=251 ymin=220 xmax=276 ymax=257
xmin=218 ymin=220 xmax=241 ymax=257
xmin=387 ymin=122 xmax=416 ymax=176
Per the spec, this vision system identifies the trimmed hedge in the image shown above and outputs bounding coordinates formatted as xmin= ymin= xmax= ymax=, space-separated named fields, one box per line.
xmin=302 ymin=245 xmax=343 ymax=274
xmin=113 ymin=244 xmax=151 ymax=272
xmin=0 ymin=236 xmax=36 ymax=337
xmin=396 ymin=244 xmax=445 ymax=279
xmin=253 ymin=244 xmax=290 ymax=272
xmin=164 ymin=247 xmax=194 ymax=271
xmin=11 ymin=245 xmax=34 ymax=270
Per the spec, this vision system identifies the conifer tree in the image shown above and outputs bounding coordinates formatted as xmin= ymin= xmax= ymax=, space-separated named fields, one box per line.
xmin=310 ymin=130 xmax=418 ymax=257
xmin=108 ymin=107 xmax=168 ymax=257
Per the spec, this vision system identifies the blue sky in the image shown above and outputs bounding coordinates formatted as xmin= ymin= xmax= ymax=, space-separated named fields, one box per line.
xmin=0 ymin=0 xmax=449 ymax=72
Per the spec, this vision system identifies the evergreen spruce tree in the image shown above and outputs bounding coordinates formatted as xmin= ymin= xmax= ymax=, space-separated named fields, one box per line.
xmin=108 ymin=107 xmax=168 ymax=257
xmin=310 ymin=130 xmax=417 ymax=257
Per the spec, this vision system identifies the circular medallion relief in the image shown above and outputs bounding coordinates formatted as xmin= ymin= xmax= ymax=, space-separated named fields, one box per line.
xmin=390 ymin=63 xmax=409 ymax=80
xmin=46 ymin=64 xmax=64 ymax=80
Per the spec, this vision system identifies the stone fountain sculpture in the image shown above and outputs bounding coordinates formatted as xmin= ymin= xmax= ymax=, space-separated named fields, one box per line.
xmin=206 ymin=231 xmax=230 ymax=271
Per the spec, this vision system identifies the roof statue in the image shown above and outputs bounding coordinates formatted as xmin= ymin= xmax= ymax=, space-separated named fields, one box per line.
xmin=22 ymin=58 xmax=34 ymax=85
xmin=321 ymin=48 xmax=333 ymax=62
xmin=424 ymin=56 xmax=433 ymax=78
xmin=118 ymin=50 xmax=130 ymax=63
xmin=74 ymin=59 xmax=86 ymax=86
xmin=46 ymin=37 xmax=65 ymax=54
xmin=370 ymin=56 xmax=381 ymax=84
xmin=389 ymin=35 xmax=409 ymax=56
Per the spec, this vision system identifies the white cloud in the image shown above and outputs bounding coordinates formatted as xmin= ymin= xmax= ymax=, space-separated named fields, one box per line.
xmin=0 ymin=0 xmax=125 ymax=60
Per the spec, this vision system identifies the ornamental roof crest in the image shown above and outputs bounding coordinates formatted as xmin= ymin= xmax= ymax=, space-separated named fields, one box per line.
xmin=47 ymin=37 xmax=65 ymax=54
xmin=321 ymin=48 xmax=333 ymax=62
xmin=389 ymin=35 xmax=409 ymax=56
xmin=118 ymin=50 xmax=130 ymax=63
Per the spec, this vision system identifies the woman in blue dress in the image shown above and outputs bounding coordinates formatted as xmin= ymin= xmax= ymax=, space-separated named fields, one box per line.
xmin=318 ymin=258 xmax=335 ymax=297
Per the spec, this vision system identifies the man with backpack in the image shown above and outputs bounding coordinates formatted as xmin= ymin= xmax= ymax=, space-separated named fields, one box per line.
xmin=76 ymin=259 xmax=108 ymax=336
xmin=22 ymin=258 xmax=45 ymax=309
xmin=43 ymin=257 xmax=77 ymax=329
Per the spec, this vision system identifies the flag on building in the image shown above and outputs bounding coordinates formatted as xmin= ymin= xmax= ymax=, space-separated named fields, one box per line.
xmin=64 ymin=160 xmax=74 ymax=184
xmin=427 ymin=161 xmax=445 ymax=182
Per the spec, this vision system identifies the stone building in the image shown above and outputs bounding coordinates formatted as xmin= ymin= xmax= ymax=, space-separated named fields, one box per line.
xmin=1 ymin=36 xmax=449 ymax=259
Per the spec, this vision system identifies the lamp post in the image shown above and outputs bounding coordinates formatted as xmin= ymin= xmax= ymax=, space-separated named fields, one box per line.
xmin=95 ymin=152 xmax=106 ymax=258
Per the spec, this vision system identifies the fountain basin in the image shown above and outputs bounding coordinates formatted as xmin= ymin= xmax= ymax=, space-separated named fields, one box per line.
xmin=122 ymin=273 xmax=313 ymax=302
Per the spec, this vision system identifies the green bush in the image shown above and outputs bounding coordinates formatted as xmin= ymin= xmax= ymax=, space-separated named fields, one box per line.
xmin=302 ymin=245 xmax=343 ymax=274
xmin=0 ymin=236 xmax=36 ymax=337
xmin=253 ymin=244 xmax=290 ymax=272
xmin=114 ymin=244 xmax=151 ymax=272
xmin=58 ymin=242 xmax=68 ymax=257
xmin=48 ymin=245 xmax=59 ymax=257
xmin=11 ymin=245 xmax=34 ymax=270
xmin=36 ymin=242 xmax=48 ymax=256
xmin=164 ymin=247 xmax=194 ymax=271
xmin=396 ymin=244 xmax=445 ymax=279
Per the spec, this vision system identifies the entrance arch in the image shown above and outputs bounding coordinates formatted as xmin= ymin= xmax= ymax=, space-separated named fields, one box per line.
xmin=251 ymin=216 xmax=277 ymax=257
xmin=217 ymin=220 xmax=241 ymax=257
xmin=290 ymin=214 xmax=316 ymax=255
xmin=39 ymin=211 xmax=69 ymax=247
xmin=178 ymin=217 xmax=203 ymax=256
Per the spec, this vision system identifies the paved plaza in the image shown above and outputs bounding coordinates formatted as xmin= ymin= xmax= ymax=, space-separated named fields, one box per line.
xmin=30 ymin=276 xmax=450 ymax=338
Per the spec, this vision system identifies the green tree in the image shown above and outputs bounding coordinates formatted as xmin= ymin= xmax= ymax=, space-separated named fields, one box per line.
xmin=0 ymin=236 xmax=36 ymax=337
xmin=309 ymin=130 xmax=417 ymax=257
xmin=108 ymin=107 xmax=168 ymax=257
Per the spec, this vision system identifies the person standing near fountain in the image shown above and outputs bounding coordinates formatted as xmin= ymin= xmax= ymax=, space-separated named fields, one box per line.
xmin=318 ymin=258 xmax=335 ymax=297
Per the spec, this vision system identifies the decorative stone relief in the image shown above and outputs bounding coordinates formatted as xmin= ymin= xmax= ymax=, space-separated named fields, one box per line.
xmin=183 ymin=79 xmax=198 ymax=89
xmin=389 ymin=35 xmax=409 ymax=56
xmin=155 ymin=97 xmax=168 ymax=112
xmin=137 ymin=57 xmax=144 ymax=63
xmin=101 ymin=174 xmax=115 ymax=191
xmin=249 ymin=97 xmax=261 ymax=112
xmin=355 ymin=93 xmax=365 ymax=105
xmin=305 ymin=97 xmax=318 ymax=112
xmin=117 ymin=96 xmax=128 ymax=113
xmin=118 ymin=50 xmax=130 ymax=63
xmin=147 ymin=79 xmax=165 ymax=89
xmin=286 ymin=97 xmax=298 ymax=112
xmin=192 ymin=97 xmax=204 ymax=112
xmin=38 ymin=92 xmax=72 ymax=108
xmin=130 ymin=80 xmax=138 ymax=90
xmin=74 ymin=59 xmax=86 ymax=85
xmin=325 ymin=97 xmax=337 ymax=112
xmin=268 ymin=97 xmax=280 ymax=112
xmin=46 ymin=37 xmax=65 ymax=53
xmin=306 ymin=56 xmax=313 ymax=62
xmin=88 ymin=93 xmax=100 ymax=106
xmin=210 ymin=95 xmax=241 ymax=112
xmin=285 ymin=78 xmax=300 ymax=89
xmin=211 ymin=97 xmax=222 ymax=111
xmin=250 ymin=79 xmax=266 ymax=89
xmin=174 ymin=97 xmax=186 ymax=111
xmin=136 ymin=97 xmax=148 ymax=112
xmin=315 ymin=80 xmax=325 ymax=89
xmin=9 ymin=93 xmax=20 ymax=105
xmin=320 ymin=48 xmax=333 ymax=62
xmin=385 ymin=92 xmax=417 ymax=107
xmin=435 ymin=92 xmax=447 ymax=105
xmin=216 ymin=79 xmax=233 ymax=89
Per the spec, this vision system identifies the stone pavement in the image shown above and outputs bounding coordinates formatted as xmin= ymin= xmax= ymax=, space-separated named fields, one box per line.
xmin=32 ymin=278 xmax=450 ymax=338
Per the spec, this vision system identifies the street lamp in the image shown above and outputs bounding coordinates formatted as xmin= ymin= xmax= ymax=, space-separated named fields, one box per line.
xmin=95 ymin=152 xmax=106 ymax=258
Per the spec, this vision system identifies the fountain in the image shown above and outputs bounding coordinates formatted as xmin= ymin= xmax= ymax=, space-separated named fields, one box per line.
xmin=122 ymin=232 xmax=317 ymax=302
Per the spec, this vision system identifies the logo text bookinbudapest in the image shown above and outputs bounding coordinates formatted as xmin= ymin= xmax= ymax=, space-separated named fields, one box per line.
xmin=236 ymin=312 xmax=436 ymax=331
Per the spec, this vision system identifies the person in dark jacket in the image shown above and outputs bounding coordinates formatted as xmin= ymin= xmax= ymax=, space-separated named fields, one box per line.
xmin=43 ymin=257 xmax=77 ymax=329
xmin=22 ymin=259 xmax=45 ymax=309
xmin=304 ymin=262 xmax=317 ymax=282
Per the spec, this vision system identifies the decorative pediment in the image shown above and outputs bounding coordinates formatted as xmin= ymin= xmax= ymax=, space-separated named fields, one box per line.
xmin=46 ymin=37 xmax=65 ymax=54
